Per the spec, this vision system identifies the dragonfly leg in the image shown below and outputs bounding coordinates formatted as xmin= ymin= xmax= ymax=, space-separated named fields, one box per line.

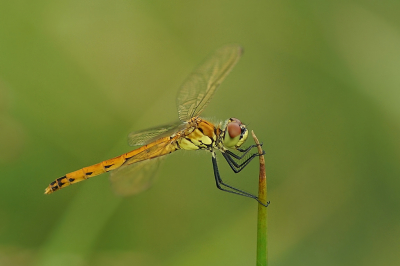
xmin=212 ymin=153 xmax=269 ymax=207
xmin=225 ymin=143 xmax=263 ymax=160
xmin=222 ymin=150 xmax=265 ymax=173
xmin=236 ymin=142 xmax=263 ymax=153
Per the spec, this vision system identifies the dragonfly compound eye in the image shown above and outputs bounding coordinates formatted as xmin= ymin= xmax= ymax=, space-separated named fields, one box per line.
xmin=223 ymin=118 xmax=246 ymax=149
xmin=227 ymin=121 xmax=241 ymax=138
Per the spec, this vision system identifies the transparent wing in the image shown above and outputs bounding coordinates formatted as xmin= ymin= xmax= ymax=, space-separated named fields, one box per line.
xmin=111 ymin=135 xmax=179 ymax=196
xmin=128 ymin=121 xmax=185 ymax=146
xmin=109 ymin=158 xmax=162 ymax=196
xmin=177 ymin=44 xmax=243 ymax=121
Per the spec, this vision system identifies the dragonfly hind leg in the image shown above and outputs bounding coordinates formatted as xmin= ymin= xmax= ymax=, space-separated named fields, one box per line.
xmin=211 ymin=152 xmax=268 ymax=207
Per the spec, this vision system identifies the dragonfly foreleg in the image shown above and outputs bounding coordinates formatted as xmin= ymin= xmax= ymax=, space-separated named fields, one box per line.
xmin=222 ymin=150 xmax=265 ymax=173
xmin=212 ymin=153 xmax=268 ymax=207
xmin=236 ymin=142 xmax=263 ymax=153
xmin=224 ymin=142 xmax=263 ymax=160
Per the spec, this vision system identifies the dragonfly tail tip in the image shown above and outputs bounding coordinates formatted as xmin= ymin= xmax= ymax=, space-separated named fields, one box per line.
xmin=44 ymin=187 xmax=53 ymax=195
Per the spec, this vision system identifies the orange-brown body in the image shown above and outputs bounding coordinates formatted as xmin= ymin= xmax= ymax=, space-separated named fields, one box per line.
xmin=44 ymin=118 xmax=221 ymax=194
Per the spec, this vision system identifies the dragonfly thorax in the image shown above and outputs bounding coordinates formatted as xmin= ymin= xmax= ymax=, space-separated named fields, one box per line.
xmin=177 ymin=118 xmax=218 ymax=151
xmin=221 ymin=118 xmax=248 ymax=149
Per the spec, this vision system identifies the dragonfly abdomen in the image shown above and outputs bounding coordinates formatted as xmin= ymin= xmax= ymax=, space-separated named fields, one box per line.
xmin=44 ymin=137 xmax=179 ymax=194
xmin=44 ymin=153 xmax=131 ymax=194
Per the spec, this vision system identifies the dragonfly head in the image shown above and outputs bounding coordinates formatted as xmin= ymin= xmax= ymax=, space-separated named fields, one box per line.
xmin=223 ymin=118 xmax=248 ymax=149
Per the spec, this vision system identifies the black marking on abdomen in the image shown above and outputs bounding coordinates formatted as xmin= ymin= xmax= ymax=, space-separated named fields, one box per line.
xmin=50 ymin=181 xmax=57 ymax=186
xmin=104 ymin=164 xmax=113 ymax=169
xmin=85 ymin=172 xmax=93 ymax=176
xmin=57 ymin=176 xmax=66 ymax=187
xmin=69 ymin=178 xmax=75 ymax=182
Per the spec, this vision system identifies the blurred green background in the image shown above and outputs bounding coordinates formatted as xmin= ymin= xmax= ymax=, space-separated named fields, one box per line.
xmin=1 ymin=0 xmax=400 ymax=265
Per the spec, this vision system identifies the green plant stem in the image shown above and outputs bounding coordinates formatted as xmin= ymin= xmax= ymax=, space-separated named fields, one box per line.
xmin=252 ymin=131 xmax=268 ymax=266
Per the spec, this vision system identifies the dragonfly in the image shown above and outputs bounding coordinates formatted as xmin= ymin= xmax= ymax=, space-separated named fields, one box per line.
xmin=44 ymin=44 xmax=266 ymax=206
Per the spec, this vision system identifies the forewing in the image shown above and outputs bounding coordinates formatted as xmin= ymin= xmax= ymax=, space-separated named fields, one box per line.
xmin=109 ymin=158 xmax=163 ymax=196
xmin=177 ymin=44 xmax=243 ymax=121
xmin=128 ymin=121 xmax=185 ymax=146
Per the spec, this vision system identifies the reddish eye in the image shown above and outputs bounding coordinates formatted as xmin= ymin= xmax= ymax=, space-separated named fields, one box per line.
xmin=230 ymin=118 xmax=241 ymax=124
xmin=227 ymin=122 xmax=241 ymax=138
